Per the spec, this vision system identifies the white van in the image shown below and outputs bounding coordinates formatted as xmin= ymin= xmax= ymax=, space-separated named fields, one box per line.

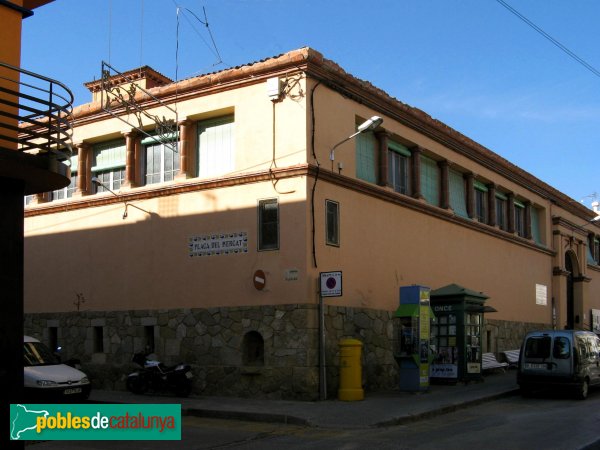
xmin=517 ymin=330 xmax=600 ymax=399
xmin=23 ymin=336 xmax=91 ymax=401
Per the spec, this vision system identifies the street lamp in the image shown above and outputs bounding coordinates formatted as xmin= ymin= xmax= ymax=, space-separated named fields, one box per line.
xmin=328 ymin=116 xmax=383 ymax=165
xmin=91 ymin=176 xmax=129 ymax=219
xmin=91 ymin=177 xmax=150 ymax=220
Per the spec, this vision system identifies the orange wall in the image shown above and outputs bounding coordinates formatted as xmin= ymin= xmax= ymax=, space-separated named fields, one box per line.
xmin=0 ymin=2 xmax=24 ymax=149
xmin=311 ymin=179 xmax=553 ymax=324
xmin=25 ymin=181 xmax=310 ymax=313
xmin=23 ymin=68 xmax=600 ymax=329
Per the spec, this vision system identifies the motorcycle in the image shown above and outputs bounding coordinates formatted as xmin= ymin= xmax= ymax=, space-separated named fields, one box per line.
xmin=55 ymin=346 xmax=83 ymax=370
xmin=126 ymin=351 xmax=193 ymax=397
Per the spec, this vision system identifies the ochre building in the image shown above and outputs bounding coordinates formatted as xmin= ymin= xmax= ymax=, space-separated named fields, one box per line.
xmin=23 ymin=47 xmax=600 ymax=399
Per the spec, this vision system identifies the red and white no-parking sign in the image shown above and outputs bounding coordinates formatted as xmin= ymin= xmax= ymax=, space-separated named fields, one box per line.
xmin=320 ymin=271 xmax=342 ymax=297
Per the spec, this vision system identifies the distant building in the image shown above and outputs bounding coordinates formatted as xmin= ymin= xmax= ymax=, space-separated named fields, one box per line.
xmin=23 ymin=47 xmax=600 ymax=399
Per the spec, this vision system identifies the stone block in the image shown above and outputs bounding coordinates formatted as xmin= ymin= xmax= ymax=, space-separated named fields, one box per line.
xmin=91 ymin=353 xmax=106 ymax=364
xmin=164 ymin=338 xmax=181 ymax=357
xmin=141 ymin=317 xmax=157 ymax=326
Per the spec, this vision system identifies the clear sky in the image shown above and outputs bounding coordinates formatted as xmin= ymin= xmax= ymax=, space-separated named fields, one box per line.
xmin=21 ymin=0 xmax=600 ymax=209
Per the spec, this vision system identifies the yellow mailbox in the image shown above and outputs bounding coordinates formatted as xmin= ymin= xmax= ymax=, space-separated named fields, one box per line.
xmin=338 ymin=338 xmax=364 ymax=401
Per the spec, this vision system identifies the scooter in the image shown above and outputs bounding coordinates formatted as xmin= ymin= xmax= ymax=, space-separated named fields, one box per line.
xmin=126 ymin=351 xmax=193 ymax=397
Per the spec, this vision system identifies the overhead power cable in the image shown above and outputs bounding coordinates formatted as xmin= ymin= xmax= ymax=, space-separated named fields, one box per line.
xmin=496 ymin=0 xmax=600 ymax=79
xmin=171 ymin=0 xmax=223 ymax=67
xmin=180 ymin=6 xmax=223 ymax=65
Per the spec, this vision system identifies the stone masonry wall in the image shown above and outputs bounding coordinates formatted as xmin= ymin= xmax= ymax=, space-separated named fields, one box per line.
xmin=24 ymin=306 xmax=537 ymax=399
xmin=484 ymin=318 xmax=551 ymax=356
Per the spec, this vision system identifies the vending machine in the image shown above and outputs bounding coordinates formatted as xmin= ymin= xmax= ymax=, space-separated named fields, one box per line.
xmin=393 ymin=285 xmax=433 ymax=392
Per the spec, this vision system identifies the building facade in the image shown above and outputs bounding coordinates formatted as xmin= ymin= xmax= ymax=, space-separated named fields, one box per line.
xmin=23 ymin=48 xmax=600 ymax=399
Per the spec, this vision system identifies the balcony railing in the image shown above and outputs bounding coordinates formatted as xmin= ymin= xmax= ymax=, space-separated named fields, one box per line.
xmin=0 ymin=61 xmax=73 ymax=159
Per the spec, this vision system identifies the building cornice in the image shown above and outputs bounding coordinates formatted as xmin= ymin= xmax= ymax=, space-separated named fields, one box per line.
xmin=312 ymin=166 xmax=553 ymax=256
xmin=68 ymin=47 xmax=594 ymax=222
xmin=552 ymin=215 xmax=596 ymax=238
xmin=300 ymin=49 xmax=593 ymax=222
xmin=25 ymin=161 xmax=553 ymax=256
xmin=24 ymin=165 xmax=309 ymax=217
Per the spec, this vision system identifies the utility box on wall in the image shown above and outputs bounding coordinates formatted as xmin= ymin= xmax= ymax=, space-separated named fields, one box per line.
xmin=393 ymin=285 xmax=433 ymax=392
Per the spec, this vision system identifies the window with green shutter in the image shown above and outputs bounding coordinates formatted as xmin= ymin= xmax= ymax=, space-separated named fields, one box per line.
xmin=326 ymin=200 xmax=340 ymax=246
xmin=197 ymin=115 xmax=235 ymax=179
xmin=355 ymin=131 xmax=377 ymax=183
xmin=495 ymin=192 xmax=508 ymax=231
xmin=420 ymin=155 xmax=440 ymax=206
xmin=388 ymin=141 xmax=410 ymax=194
xmin=51 ymin=153 xmax=79 ymax=201
xmin=143 ymin=134 xmax=179 ymax=185
xmin=514 ymin=200 xmax=526 ymax=237
xmin=474 ymin=181 xmax=488 ymax=223
xmin=531 ymin=206 xmax=543 ymax=245
xmin=258 ymin=198 xmax=279 ymax=251
xmin=587 ymin=235 xmax=600 ymax=265
xmin=588 ymin=237 xmax=596 ymax=264
xmin=92 ymin=139 xmax=126 ymax=172
xmin=92 ymin=139 xmax=126 ymax=193
xmin=52 ymin=171 xmax=77 ymax=201
xmin=449 ymin=169 xmax=468 ymax=218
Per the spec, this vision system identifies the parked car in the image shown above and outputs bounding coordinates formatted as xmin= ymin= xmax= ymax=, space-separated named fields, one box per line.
xmin=23 ymin=336 xmax=91 ymax=402
xmin=517 ymin=330 xmax=600 ymax=399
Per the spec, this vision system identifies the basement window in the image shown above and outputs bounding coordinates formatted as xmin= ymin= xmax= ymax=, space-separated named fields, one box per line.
xmin=242 ymin=331 xmax=264 ymax=366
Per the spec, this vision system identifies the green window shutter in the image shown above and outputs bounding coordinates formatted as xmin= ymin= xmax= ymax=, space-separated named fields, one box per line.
xmin=588 ymin=245 xmax=596 ymax=264
xmin=92 ymin=140 xmax=126 ymax=172
xmin=388 ymin=140 xmax=411 ymax=157
xmin=495 ymin=191 xmax=508 ymax=201
xmin=197 ymin=115 xmax=235 ymax=178
xmin=474 ymin=180 xmax=488 ymax=192
xmin=141 ymin=132 xmax=179 ymax=145
xmin=69 ymin=153 xmax=79 ymax=174
xmin=531 ymin=207 xmax=542 ymax=244
xmin=449 ymin=169 xmax=468 ymax=218
xmin=420 ymin=155 xmax=440 ymax=206
xmin=355 ymin=131 xmax=377 ymax=183
xmin=514 ymin=199 xmax=525 ymax=208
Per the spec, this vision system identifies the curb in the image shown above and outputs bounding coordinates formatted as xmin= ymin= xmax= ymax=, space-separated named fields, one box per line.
xmin=179 ymin=388 xmax=520 ymax=429
xmin=374 ymin=388 xmax=520 ymax=428
xmin=184 ymin=407 xmax=309 ymax=427
xmin=88 ymin=382 xmax=520 ymax=430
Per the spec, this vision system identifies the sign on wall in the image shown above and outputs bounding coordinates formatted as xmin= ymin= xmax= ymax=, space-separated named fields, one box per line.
xmin=320 ymin=271 xmax=342 ymax=297
xmin=592 ymin=309 xmax=600 ymax=334
xmin=535 ymin=284 xmax=547 ymax=306
xmin=189 ymin=232 xmax=248 ymax=257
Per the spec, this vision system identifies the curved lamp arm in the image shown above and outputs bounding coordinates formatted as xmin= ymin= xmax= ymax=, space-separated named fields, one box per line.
xmin=329 ymin=116 xmax=383 ymax=162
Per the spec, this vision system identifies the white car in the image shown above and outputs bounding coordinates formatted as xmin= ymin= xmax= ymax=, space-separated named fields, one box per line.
xmin=24 ymin=336 xmax=91 ymax=401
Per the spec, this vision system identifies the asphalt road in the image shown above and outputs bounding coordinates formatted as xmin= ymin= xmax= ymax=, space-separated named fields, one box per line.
xmin=24 ymin=389 xmax=600 ymax=449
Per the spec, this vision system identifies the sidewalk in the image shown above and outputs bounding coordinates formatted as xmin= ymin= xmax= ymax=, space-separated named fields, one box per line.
xmin=89 ymin=371 xmax=519 ymax=429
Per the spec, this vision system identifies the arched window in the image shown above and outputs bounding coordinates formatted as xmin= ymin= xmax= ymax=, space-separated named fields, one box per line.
xmin=242 ymin=331 xmax=264 ymax=366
